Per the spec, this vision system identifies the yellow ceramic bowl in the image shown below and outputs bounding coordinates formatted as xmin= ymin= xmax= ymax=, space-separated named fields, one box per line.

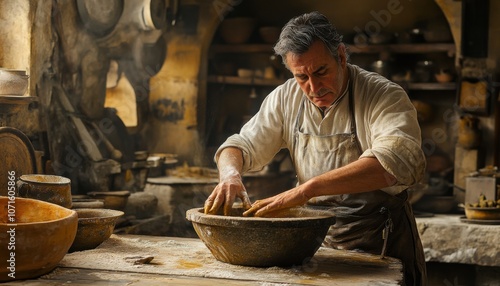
xmin=465 ymin=207 xmax=500 ymax=220
xmin=0 ymin=196 xmax=77 ymax=282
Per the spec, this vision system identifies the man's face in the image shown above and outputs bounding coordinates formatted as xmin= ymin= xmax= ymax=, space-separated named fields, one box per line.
xmin=286 ymin=40 xmax=347 ymax=109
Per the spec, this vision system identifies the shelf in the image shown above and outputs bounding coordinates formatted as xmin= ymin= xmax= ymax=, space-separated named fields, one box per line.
xmin=400 ymin=82 xmax=456 ymax=91
xmin=208 ymin=75 xmax=286 ymax=86
xmin=347 ymin=43 xmax=455 ymax=55
xmin=211 ymin=44 xmax=274 ymax=54
xmin=0 ymin=95 xmax=38 ymax=114
xmin=211 ymin=43 xmax=456 ymax=55
xmin=208 ymin=76 xmax=455 ymax=91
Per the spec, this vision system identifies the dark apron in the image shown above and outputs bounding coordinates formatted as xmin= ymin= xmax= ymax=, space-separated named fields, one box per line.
xmin=291 ymin=71 xmax=427 ymax=286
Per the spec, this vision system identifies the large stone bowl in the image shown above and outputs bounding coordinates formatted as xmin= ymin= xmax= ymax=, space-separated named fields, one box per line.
xmin=69 ymin=208 xmax=124 ymax=252
xmin=186 ymin=207 xmax=335 ymax=267
xmin=0 ymin=196 xmax=78 ymax=282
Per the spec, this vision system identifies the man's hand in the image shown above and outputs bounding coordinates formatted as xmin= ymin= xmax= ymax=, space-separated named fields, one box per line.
xmin=204 ymin=147 xmax=251 ymax=215
xmin=204 ymin=174 xmax=252 ymax=215
xmin=243 ymin=185 xmax=311 ymax=217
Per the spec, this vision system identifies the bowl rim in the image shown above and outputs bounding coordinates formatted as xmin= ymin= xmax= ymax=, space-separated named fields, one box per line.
xmin=465 ymin=206 xmax=500 ymax=211
xmin=75 ymin=208 xmax=124 ymax=221
xmin=87 ymin=190 xmax=131 ymax=197
xmin=0 ymin=196 xmax=77 ymax=225
xmin=19 ymin=174 xmax=70 ymax=184
xmin=186 ymin=207 xmax=336 ymax=228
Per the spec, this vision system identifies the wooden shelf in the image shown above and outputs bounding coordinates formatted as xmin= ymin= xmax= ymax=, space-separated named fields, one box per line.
xmin=208 ymin=75 xmax=286 ymax=86
xmin=208 ymin=76 xmax=456 ymax=91
xmin=401 ymin=82 xmax=456 ymax=91
xmin=208 ymin=43 xmax=456 ymax=91
xmin=210 ymin=44 xmax=274 ymax=54
xmin=211 ymin=43 xmax=456 ymax=55
xmin=347 ymin=43 xmax=455 ymax=55
xmin=0 ymin=95 xmax=37 ymax=114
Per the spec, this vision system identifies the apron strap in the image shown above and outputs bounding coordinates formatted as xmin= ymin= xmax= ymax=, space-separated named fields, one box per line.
xmin=347 ymin=68 xmax=363 ymax=155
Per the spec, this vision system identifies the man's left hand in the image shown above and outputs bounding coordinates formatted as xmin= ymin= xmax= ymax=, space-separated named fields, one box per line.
xmin=243 ymin=186 xmax=311 ymax=217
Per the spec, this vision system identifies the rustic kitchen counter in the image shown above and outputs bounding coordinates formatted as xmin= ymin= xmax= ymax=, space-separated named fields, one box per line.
xmin=416 ymin=214 xmax=500 ymax=266
xmin=3 ymin=235 xmax=403 ymax=285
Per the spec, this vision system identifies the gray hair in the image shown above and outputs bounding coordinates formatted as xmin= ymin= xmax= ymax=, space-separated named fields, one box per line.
xmin=274 ymin=11 xmax=345 ymax=67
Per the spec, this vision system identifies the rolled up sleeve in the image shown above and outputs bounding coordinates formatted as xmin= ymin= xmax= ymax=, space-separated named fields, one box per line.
xmin=360 ymin=136 xmax=426 ymax=187
xmin=215 ymin=85 xmax=290 ymax=173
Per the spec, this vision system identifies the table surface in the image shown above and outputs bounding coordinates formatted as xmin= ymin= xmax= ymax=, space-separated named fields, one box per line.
xmin=3 ymin=235 xmax=403 ymax=286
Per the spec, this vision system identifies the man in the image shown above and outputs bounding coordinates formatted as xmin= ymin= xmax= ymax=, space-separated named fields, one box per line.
xmin=204 ymin=11 xmax=427 ymax=285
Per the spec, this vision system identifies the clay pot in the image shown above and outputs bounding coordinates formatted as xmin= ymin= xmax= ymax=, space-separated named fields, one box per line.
xmin=0 ymin=197 xmax=78 ymax=282
xmin=69 ymin=208 xmax=124 ymax=252
xmin=219 ymin=17 xmax=256 ymax=44
xmin=16 ymin=174 xmax=72 ymax=208
xmin=411 ymin=100 xmax=432 ymax=123
xmin=457 ymin=116 xmax=481 ymax=149
xmin=434 ymin=70 xmax=454 ymax=83
xmin=370 ymin=60 xmax=392 ymax=78
xmin=186 ymin=207 xmax=335 ymax=267
xmin=87 ymin=190 xmax=130 ymax=211
xmin=423 ymin=26 xmax=453 ymax=43
xmin=72 ymin=198 xmax=105 ymax=209
xmin=258 ymin=26 xmax=281 ymax=44
xmin=0 ymin=68 xmax=29 ymax=95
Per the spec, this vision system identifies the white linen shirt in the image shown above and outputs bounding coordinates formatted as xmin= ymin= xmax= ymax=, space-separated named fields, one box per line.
xmin=216 ymin=64 xmax=426 ymax=195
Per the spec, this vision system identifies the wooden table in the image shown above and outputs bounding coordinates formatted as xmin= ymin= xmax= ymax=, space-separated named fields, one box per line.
xmin=4 ymin=235 xmax=403 ymax=285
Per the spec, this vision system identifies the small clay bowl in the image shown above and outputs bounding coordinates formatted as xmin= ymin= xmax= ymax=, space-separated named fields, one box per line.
xmin=186 ymin=207 xmax=335 ymax=267
xmin=69 ymin=208 xmax=124 ymax=252
xmin=87 ymin=190 xmax=130 ymax=211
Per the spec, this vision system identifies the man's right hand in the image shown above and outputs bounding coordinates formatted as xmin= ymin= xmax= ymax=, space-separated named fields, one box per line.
xmin=204 ymin=174 xmax=252 ymax=215
xmin=204 ymin=147 xmax=252 ymax=215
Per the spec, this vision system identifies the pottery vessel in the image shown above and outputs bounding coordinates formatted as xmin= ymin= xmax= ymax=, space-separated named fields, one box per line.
xmin=69 ymin=208 xmax=124 ymax=252
xmin=219 ymin=17 xmax=256 ymax=44
xmin=71 ymin=198 xmax=105 ymax=209
xmin=458 ymin=116 xmax=481 ymax=149
xmin=0 ymin=197 xmax=78 ymax=281
xmin=186 ymin=207 xmax=335 ymax=267
xmin=465 ymin=207 xmax=500 ymax=220
xmin=0 ymin=69 xmax=29 ymax=95
xmin=16 ymin=174 xmax=72 ymax=208
xmin=87 ymin=190 xmax=130 ymax=211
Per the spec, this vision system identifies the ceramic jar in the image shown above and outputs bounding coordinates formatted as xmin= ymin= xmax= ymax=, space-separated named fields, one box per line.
xmin=17 ymin=174 xmax=72 ymax=208
xmin=458 ymin=116 xmax=481 ymax=149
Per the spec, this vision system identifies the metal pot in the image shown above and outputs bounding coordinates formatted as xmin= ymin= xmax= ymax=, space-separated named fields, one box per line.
xmin=370 ymin=60 xmax=392 ymax=78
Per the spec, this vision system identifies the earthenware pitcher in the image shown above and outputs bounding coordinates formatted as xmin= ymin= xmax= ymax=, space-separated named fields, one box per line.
xmin=457 ymin=116 xmax=481 ymax=149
